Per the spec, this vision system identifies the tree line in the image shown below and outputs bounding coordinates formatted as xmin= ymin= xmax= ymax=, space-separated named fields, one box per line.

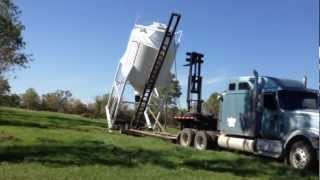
xmin=0 ymin=74 xmax=187 ymax=127
xmin=0 ymin=86 xmax=110 ymax=118
xmin=0 ymin=79 xmax=220 ymax=127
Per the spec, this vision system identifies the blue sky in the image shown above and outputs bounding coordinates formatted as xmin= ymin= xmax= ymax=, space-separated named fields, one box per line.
xmin=10 ymin=0 xmax=319 ymax=106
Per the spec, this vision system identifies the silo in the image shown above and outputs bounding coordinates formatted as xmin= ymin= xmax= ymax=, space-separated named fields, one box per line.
xmin=106 ymin=20 xmax=181 ymax=129
xmin=119 ymin=22 xmax=180 ymax=94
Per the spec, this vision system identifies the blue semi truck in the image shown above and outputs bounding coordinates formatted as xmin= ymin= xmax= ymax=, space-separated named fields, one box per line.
xmin=176 ymin=68 xmax=319 ymax=170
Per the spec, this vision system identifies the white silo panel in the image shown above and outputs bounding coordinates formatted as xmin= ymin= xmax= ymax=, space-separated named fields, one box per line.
xmin=119 ymin=22 xmax=179 ymax=94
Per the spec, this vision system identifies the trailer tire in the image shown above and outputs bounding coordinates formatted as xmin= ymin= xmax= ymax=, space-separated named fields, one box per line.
xmin=179 ymin=128 xmax=194 ymax=147
xmin=194 ymin=131 xmax=208 ymax=150
xmin=288 ymin=140 xmax=315 ymax=170
xmin=119 ymin=123 xmax=129 ymax=134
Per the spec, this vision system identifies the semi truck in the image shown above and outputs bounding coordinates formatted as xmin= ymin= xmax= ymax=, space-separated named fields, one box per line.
xmin=175 ymin=52 xmax=319 ymax=170
xmin=107 ymin=13 xmax=318 ymax=170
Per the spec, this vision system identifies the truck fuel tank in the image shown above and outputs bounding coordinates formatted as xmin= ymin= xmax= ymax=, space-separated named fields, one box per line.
xmin=217 ymin=134 xmax=255 ymax=153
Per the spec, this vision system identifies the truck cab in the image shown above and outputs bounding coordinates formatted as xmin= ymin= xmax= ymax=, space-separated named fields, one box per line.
xmin=219 ymin=76 xmax=319 ymax=169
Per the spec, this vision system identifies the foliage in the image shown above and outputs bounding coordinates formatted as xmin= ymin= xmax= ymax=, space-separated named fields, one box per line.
xmin=0 ymin=0 xmax=31 ymax=75
xmin=0 ymin=76 xmax=20 ymax=107
xmin=0 ymin=93 xmax=20 ymax=106
xmin=21 ymin=88 xmax=40 ymax=110
xmin=158 ymin=74 xmax=182 ymax=105
xmin=0 ymin=107 xmax=317 ymax=180
xmin=42 ymin=90 xmax=72 ymax=112
xmin=90 ymin=94 xmax=109 ymax=118
xmin=150 ymin=74 xmax=182 ymax=127
xmin=66 ymin=98 xmax=88 ymax=115
xmin=0 ymin=85 xmax=111 ymax=119
xmin=0 ymin=76 xmax=10 ymax=95
xmin=203 ymin=92 xmax=220 ymax=117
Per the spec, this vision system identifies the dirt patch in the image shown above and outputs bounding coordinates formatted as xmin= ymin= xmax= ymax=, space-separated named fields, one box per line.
xmin=0 ymin=131 xmax=21 ymax=142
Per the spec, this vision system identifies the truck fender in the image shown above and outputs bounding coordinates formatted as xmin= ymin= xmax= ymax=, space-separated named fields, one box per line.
xmin=283 ymin=129 xmax=319 ymax=153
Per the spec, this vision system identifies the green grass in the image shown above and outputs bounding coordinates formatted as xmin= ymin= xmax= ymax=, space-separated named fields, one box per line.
xmin=0 ymin=106 xmax=317 ymax=180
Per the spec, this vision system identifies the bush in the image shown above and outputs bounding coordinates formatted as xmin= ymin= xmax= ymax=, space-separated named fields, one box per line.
xmin=0 ymin=94 xmax=21 ymax=107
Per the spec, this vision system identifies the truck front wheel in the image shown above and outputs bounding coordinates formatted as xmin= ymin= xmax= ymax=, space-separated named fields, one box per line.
xmin=194 ymin=131 xmax=208 ymax=150
xmin=289 ymin=140 xmax=315 ymax=170
xmin=179 ymin=128 xmax=195 ymax=147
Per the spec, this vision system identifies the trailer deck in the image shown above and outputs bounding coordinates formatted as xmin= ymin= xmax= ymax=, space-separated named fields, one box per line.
xmin=122 ymin=129 xmax=178 ymax=143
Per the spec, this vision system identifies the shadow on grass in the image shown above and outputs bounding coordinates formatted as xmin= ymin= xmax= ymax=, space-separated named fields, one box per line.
xmin=0 ymin=138 xmax=317 ymax=178
xmin=0 ymin=139 xmax=175 ymax=169
xmin=0 ymin=119 xmax=50 ymax=129
xmin=182 ymin=158 xmax=317 ymax=178
xmin=183 ymin=158 xmax=261 ymax=177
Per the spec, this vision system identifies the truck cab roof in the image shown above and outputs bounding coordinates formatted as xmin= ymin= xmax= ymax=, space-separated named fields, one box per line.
xmin=226 ymin=76 xmax=317 ymax=93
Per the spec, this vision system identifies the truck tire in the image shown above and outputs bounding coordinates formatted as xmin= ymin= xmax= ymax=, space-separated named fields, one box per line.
xmin=289 ymin=140 xmax=315 ymax=170
xmin=194 ymin=131 xmax=208 ymax=150
xmin=179 ymin=128 xmax=194 ymax=147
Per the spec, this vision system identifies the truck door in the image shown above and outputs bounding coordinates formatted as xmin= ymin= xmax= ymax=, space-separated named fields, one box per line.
xmin=219 ymin=82 xmax=255 ymax=137
xmin=260 ymin=93 xmax=281 ymax=139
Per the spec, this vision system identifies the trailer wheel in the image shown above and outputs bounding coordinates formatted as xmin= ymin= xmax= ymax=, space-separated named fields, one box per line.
xmin=179 ymin=128 xmax=194 ymax=147
xmin=289 ymin=140 xmax=315 ymax=170
xmin=194 ymin=131 xmax=208 ymax=150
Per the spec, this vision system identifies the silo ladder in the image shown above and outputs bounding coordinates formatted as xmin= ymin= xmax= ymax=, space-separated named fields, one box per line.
xmin=130 ymin=13 xmax=181 ymax=128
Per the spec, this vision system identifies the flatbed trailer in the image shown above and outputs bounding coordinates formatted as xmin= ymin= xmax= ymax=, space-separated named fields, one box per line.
xmin=121 ymin=126 xmax=221 ymax=149
xmin=122 ymin=129 xmax=178 ymax=143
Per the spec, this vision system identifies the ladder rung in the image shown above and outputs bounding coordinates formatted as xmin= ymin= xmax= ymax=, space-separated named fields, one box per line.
xmin=161 ymin=48 xmax=168 ymax=52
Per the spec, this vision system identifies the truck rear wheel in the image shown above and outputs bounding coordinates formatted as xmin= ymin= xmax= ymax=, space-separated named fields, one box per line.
xmin=179 ymin=128 xmax=194 ymax=147
xmin=194 ymin=131 xmax=208 ymax=150
xmin=289 ymin=140 xmax=315 ymax=170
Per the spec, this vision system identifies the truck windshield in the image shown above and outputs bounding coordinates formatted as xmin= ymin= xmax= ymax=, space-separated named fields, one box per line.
xmin=278 ymin=90 xmax=318 ymax=110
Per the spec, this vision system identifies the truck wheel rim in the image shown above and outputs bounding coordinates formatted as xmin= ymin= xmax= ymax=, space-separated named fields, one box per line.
xmin=181 ymin=134 xmax=189 ymax=146
xmin=293 ymin=148 xmax=307 ymax=169
xmin=196 ymin=136 xmax=205 ymax=149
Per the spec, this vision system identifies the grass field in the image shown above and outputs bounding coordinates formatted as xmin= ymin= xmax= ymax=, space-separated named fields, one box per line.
xmin=0 ymin=107 xmax=317 ymax=180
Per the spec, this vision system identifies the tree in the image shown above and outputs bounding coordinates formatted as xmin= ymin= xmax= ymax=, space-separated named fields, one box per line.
xmin=42 ymin=93 xmax=58 ymax=111
xmin=42 ymin=90 xmax=72 ymax=112
xmin=54 ymin=90 xmax=72 ymax=112
xmin=154 ymin=74 xmax=182 ymax=127
xmin=158 ymin=74 xmax=182 ymax=105
xmin=0 ymin=76 xmax=10 ymax=95
xmin=0 ymin=75 xmax=21 ymax=107
xmin=68 ymin=99 xmax=88 ymax=115
xmin=21 ymin=88 xmax=40 ymax=110
xmin=203 ymin=92 xmax=220 ymax=116
xmin=0 ymin=93 xmax=20 ymax=107
xmin=0 ymin=0 xmax=31 ymax=75
xmin=92 ymin=94 xmax=109 ymax=118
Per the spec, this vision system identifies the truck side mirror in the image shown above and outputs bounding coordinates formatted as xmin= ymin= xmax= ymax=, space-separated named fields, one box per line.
xmin=302 ymin=76 xmax=307 ymax=88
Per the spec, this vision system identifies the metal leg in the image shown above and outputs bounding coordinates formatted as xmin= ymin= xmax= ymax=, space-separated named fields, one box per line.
xmin=106 ymin=63 xmax=131 ymax=130
xmin=144 ymin=108 xmax=152 ymax=129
